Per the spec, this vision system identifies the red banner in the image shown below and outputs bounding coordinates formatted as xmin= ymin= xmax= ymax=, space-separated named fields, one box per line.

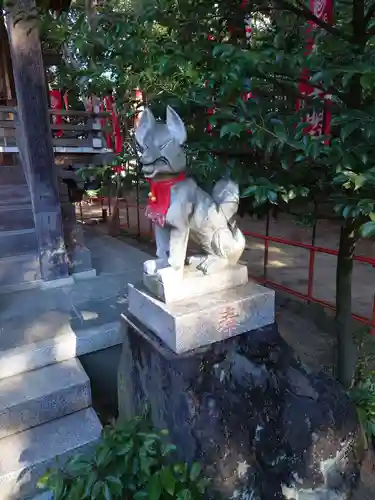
xmin=49 ymin=90 xmax=63 ymax=138
xmin=63 ymin=91 xmax=69 ymax=111
xmin=297 ymin=0 xmax=333 ymax=137
xmin=103 ymin=95 xmax=123 ymax=154
xmin=134 ymin=88 xmax=143 ymax=128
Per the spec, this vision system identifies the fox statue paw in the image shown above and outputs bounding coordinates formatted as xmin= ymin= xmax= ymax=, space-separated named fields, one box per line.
xmin=187 ymin=255 xmax=229 ymax=274
xmin=156 ymin=266 xmax=184 ymax=283
xmin=143 ymin=258 xmax=168 ymax=275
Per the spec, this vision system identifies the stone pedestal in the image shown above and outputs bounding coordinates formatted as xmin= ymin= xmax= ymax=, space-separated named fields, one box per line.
xmin=118 ymin=314 xmax=361 ymax=500
xmin=128 ymin=280 xmax=275 ymax=353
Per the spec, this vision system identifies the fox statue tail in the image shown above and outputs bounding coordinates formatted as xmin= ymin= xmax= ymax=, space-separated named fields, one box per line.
xmin=212 ymin=179 xmax=240 ymax=223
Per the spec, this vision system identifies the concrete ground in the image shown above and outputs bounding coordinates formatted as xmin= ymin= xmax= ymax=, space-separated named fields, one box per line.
xmin=1 ymin=223 xmax=374 ymax=497
xmin=77 ymin=198 xmax=375 ymax=322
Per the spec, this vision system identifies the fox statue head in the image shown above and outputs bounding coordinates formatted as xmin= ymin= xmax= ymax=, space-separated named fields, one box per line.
xmin=135 ymin=106 xmax=187 ymax=179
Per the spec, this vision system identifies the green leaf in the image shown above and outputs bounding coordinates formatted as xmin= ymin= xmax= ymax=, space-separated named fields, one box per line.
xmin=189 ymin=462 xmax=202 ymax=482
xmin=177 ymin=488 xmax=193 ymax=500
xmin=274 ymin=123 xmax=287 ymax=142
xmin=103 ymin=483 xmax=112 ymax=500
xmin=52 ymin=476 xmax=65 ymax=500
xmin=106 ymin=476 xmax=123 ymax=496
xmin=161 ymin=466 xmax=176 ymax=495
xmin=361 ymin=74 xmax=374 ymax=91
xmin=267 ymin=191 xmax=278 ymax=204
xmin=342 ymin=71 xmax=355 ymax=88
xmin=340 ymin=121 xmax=358 ymax=141
xmin=196 ymin=478 xmax=210 ymax=494
xmin=91 ymin=480 xmax=104 ymax=500
xmin=84 ymin=471 xmax=98 ymax=497
xmin=134 ymin=492 xmax=148 ymax=500
xmin=162 ymin=443 xmax=177 ymax=456
xmin=310 ymin=71 xmax=323 ymax=83
xmin=148 ymin=472 xmax=162 ymax=500
xmin=220 ymin=122 xmax=244 ymax=138
xmin=140 ymin=455 xmax=154 ymax=476
xmin=354 ymin=174 xmax=366 ymax=190
xmin=37 ymin=472 xmax=50 ymax=489
xmin=359 ymin=221 xmax=375 ymax=239
xmin=96 ymin=447 xmax=112 ymax=467
xmin=117 ymin=439 xmax=134 ymax=456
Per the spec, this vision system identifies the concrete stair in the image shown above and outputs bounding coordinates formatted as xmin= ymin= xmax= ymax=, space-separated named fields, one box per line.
xmin=0 ymin=409 xmax=101 ymax=500
xmin=0 ymin=160 xmax=39 ymax=290
xmin=0 ymin=359 xmax=102 ymax=500
xmin=0 ymin=320 xmax=122 ymax=380
xmin=0 ymin=253 xmax=41 ymax=292
xmin=0 ymin=359 xmax=91 ymax=439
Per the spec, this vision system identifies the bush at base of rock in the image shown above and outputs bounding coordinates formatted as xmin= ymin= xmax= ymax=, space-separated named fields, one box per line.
xmin=37 ymin=414 xmax=209 ymax=500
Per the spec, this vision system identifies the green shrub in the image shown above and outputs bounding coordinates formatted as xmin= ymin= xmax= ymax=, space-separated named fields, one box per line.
xmin=348 ymin=327 xmax=375 ymax=449
xmin=38 ymin=414 xmax=208 ymax=500
xmin=349 ymin=378 xmax=375 ymax=449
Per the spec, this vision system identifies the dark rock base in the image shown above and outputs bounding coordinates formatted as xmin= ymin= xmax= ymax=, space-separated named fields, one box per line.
xmin=118 ymin=315 xmax=362 ymax=500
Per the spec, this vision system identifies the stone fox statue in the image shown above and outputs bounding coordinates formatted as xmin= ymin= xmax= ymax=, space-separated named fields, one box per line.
xmin=135 ymin=106 xmax=245 ymax=281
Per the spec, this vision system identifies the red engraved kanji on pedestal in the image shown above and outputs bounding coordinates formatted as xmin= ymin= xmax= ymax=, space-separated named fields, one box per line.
xmin=217 ymin=306 xmax=238 ymax=335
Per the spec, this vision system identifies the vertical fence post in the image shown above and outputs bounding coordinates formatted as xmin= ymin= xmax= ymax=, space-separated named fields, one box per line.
xmin=100 ymin=182 xmax=104 ymax=209
xmin=371 ymin=294 xmax=375 ymax=335
xmin=107 ymin=181 xmax=112 ymax=217
xmin=126 ymin=201 xmax=130 ymax=229
xmin=307 ymin=221 xmax=317 ymax=302
xmin=100 ymin=181 xmax=105 ymax=221
xmin=136 ymin=170 xmax=141 ymax=237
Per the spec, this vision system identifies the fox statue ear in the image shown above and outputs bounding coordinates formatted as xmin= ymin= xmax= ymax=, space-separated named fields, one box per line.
xmin=135 ymin=108 xmax=156 ymax=147
xmin=166 ymin=106 xmax=187 ymax=145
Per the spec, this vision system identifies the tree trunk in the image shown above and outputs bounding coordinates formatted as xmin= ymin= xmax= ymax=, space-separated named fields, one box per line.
xmin=335 ymin=220 xmax=357 ymax=388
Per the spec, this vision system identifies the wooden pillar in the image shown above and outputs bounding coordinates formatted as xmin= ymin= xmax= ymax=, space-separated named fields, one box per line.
xmin=6 ymin=1 xmax=70 ymax=282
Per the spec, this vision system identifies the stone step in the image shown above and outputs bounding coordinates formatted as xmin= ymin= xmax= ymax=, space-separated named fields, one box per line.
xmin=0 ymin=358 xmax=91 ymax=439
xmin=0 ymin=185 xmax=31 ymax=206
xmin=0 ymin=229 xmax=38 ymax=258
xmin=0 ymin=253 xmax=40 ymax=289
xmin=0 ymin=408 xmax=102 ymax=500
xmin=0 ymin=165 xmax=27 ymax=185
xmin=0 ymin=320 xmax=122 ymax=380
xmin=0 ymin=205 xmax=34 ymax=232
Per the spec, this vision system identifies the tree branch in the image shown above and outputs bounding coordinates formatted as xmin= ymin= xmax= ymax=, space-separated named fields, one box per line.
xmin=273 ymin=0 xmax=352 ymax=42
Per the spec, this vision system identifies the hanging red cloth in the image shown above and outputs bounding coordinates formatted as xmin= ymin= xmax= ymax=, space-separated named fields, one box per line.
xmin=103 ymin=95 xmax=123 ymax=154
xmin=49 ymin=90 xmax=63 ymax=138
xmin=297 ymin=0 xmax=333 ymax=138
xmin=145 ymin=173 xmax=185 ymax=227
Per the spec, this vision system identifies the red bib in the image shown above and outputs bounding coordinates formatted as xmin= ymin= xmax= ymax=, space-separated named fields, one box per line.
xmin=145 ymin=173 xmax=185 ymax=227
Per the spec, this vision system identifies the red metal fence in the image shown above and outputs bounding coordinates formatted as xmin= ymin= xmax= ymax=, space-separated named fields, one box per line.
xmin=79 ymin=197 xmax=375 ymax=329
xmin=243 ymin=230 xmax=375 ymax=329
